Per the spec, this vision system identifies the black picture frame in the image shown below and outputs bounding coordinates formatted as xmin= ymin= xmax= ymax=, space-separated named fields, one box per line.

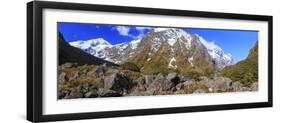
xmin=27 ymin=1 xmax=273 ymax=122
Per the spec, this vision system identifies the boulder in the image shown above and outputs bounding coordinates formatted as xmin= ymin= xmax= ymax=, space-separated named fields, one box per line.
xmin=146 ymin=74 xmax=165 ymax=94
xmin=166 ymin=73 xmax=179 ymax=83
xmin=231 ymin=82 xmax=244 ymax=92
xmin=163 ymin=73 xmax=180 ymax=90
xmin=99 ymin=90 xmax=123 ymax=97
xmin=201 ymin=77 xmax=233 ymax=92
xmin=179 ymin=75 xmax=192 ymax=83
xmin=67 ymin=91 xmax=83 ymax=99
xmin=104 ymin=72 xmax=132 ymax=94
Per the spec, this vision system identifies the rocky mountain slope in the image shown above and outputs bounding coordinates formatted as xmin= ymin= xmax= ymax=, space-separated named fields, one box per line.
xmin=69 ymin=28 xmax=233 ymax=74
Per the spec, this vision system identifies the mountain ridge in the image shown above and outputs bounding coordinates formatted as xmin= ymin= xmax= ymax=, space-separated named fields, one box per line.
xmin=68 ymin=28 xmax=234 ymax=72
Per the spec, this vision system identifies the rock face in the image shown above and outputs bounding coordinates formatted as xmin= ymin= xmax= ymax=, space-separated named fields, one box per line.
xmin=104 ymin=72 xmax=132 ymax=95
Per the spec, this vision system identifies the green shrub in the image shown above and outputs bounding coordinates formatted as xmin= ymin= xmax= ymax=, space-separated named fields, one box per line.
xmin=120 ymin=62 xmax=140 ymax=72
xmin=221 ymin=42 xmax=258 ymax=87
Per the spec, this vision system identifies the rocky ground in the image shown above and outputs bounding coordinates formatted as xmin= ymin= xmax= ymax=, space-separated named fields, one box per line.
xmin=58 ymin=63 xmax=258 ymax=99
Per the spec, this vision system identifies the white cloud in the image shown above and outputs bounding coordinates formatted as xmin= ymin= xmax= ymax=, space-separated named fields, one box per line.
xmin=134 ymin=26 xmax=152 ymax=39
xmin=195 ymin=34 xmax=222 ymax=50
xmin=115 ymin=26 xmax=131 ymax=36
xmin=114 ymin=26 xmax=152 ymax=39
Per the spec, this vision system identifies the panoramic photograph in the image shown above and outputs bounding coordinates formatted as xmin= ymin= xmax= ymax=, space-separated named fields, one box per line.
xmin=57 ymin=22 xmax=258 ymax=99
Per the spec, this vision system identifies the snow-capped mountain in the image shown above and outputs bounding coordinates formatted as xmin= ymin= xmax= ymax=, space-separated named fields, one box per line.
xmin=69 ymin=38 xmax=141 ymax=63
xmin=69 ymin=38 xmax=114 ymax=62
xmin=196 ymin=35 xmax=234 ymax=69
xmin=69 ymin=28 xmax=233 ymax=71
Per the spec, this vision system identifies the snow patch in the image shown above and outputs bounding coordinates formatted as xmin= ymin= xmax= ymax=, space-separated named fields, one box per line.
xmin=168 ymin=57 xmax=178 ymax=69
xmin=130 ymin=39 xmax=141 ymax=49
xmin=167 ymin=39 xmax=177 ymax=46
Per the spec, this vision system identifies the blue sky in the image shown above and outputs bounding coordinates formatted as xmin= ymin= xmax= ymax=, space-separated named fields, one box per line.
xmin=58 ymin=22 xmax=258 ymax=63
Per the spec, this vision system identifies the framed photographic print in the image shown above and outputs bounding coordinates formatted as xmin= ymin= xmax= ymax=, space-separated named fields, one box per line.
xmin=27 ymin=1 xmax=273 ymax=122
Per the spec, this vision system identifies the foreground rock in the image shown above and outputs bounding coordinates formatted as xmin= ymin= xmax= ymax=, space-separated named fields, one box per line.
xmin=104 ymin=72 xmax=133 ymax=95
xmin=58 ymin=63 xmax=256 ymax=99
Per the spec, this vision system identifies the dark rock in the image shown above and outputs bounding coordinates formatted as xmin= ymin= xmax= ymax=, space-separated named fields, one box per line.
xmin=58 ymin=92 xmax=65 ymax=99
xmin=163 ymin=73 xmax=180 ymax=90
xmin=100 ymin=90 xmax=123 ymax=97
xmin=166 ymin=73 xmax=180 ymax=83
xmin=67 ymin=91 xmax=83 ymax=99
xmin=175 ymin=83 xmax=184 ymax=91
xmin=104 ymin=72 xmax=132 ymax=94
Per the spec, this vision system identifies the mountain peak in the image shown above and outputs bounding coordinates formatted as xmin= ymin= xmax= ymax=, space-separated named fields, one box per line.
xmin=70 ymin=38 xmax=111 ymax=47
xmin=151 ymin=28 xmax=192 ymax=46
xmin=70 ymin=38 xmax=112 ymax=49
xmin=87 ymin=38 xmax=111 ymax=45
